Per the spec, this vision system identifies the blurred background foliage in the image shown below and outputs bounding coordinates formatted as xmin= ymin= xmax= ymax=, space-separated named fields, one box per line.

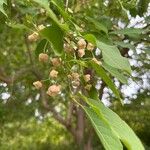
xmin=0 ymin=94 xmax=150 ymax=149
xmin=0 ymin=0 xmax=150 ymax=149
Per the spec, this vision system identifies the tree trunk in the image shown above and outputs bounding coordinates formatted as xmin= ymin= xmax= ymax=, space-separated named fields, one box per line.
xmin=84 ymin=127 xmax=93 ymax=150
xmin=84 ymin=137 xmax=93 ymax=150
xmin=75 ymin=107 xmax=85 ymax=149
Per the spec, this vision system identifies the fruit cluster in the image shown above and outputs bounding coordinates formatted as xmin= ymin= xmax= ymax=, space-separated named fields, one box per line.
xmin=30 ymin=27 xmax=101 ymax=97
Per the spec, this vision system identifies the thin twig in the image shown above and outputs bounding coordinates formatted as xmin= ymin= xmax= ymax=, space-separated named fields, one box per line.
xmin=65 ymin=0 xmax=69 ymax=11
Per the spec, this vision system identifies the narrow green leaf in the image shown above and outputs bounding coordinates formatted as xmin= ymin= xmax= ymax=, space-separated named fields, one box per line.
xmin=97 ymin=41 xmax=131 ymax=74
xmin=40 ymin=23 xmax=64 ymax=56
xmin=52 ymin=0 xmax=64 ymax=9
xmin=110 ymin=28 xmax=144 ymax=39
xmin=89 ymin=61 xmax=121 ymax=100
xmin=83 ymin=107 xmax=123 ymax=150
xmin=114 ymin=41 xmax=135 ymax=50
xmin=0 ymin=0 xmax=7 ymax=16
xmin=102 ymin=63 xmax=128 ymax=84
xmin=51 ymin=0 xmax=70 ymax=20
xmin=99 ymin=16 xmax=113 ymax=30
xmin=138 ymin=0 xmax=149 ymax=16
xmin=88 ymin=86 xmax=99 ymax=100
xmin=86 ymin=98 xmax=145 ymax=150
xmin=110 ymin=28 xmax=143 ymax=35
xmin=87 ymin=17 xmax=108 ymax=34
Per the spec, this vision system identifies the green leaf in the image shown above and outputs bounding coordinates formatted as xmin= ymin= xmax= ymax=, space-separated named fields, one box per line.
xmin=87 ymin=17 xmax=108 ymax=34
xmin=84 ymin=34 xmax=97 ymax=45
xmin=40 ymin=23 xmax=64 ymax=56
xmin=138 ymin=0 xmax=149 ymax=16
xmin=32 ymin=0 xmax=58 ymax=23
xmin=110 ymin=28 xmax=143 ymax=39
xmin=0 ymin=0 xmax=7 ymax=16
xmin=32 ymin=0 xmax=68 ymax=31
xmin=35 ymin=39 xmax=48 ymax=57
xmin=96 ymin=32 xmax=113 ymax=45
xmin=52 ymin=0 xmax=64 ymax=9
xmin=89 ymin=61 xmax=121 ymax=100
xmin=51 ymin=0 xmax=70 ymax=20
xmin=97 ymin=41 xmax=131 ymax=74
xmin=85 ymin=98 xmax=144 ymax=150
xmin=88 ymin=86 xmax=99 ymax=100
xmin=110 ymin=28 xmax=143 ymax=35
xmin=99 ymin=16 xmax=113 ymax=30
xmin=83 ymin=106 xmax=123 ymax=150
xmin=102 ymin=63 xmax=128 ymax=84
xmin=114 ymin=41 xmax=135 ymax=50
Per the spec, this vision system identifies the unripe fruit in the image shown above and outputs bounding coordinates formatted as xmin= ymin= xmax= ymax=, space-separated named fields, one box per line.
xmin=84 ymin=74 xmax=91 ymax=82
xmin=39 ymin=53 xmax=49 ymax=62
xmin=87 ymin=43 xmax=94 ymax=51
xmin=68 ymin=72 xmax=80 ymax=87
xmin=47 ymin=85 xmax=61 ymax=96
xmin=85 ymin=84 xmax=92 ymax=91
xmin=67 ymin=74 xmax=72 ymax=79
xmin=64 ymin=44 xmax=74 ymax=53
xmin=37 ymin=24 xmax=45 ymax=31
xmin=71 ymin=72 xmax=80 ymax=81
xmin=49 ymin=69 xmax=58 ymax=78
xmin=72 ymin=80 xmax=80 ymax=87
xmin=77 ymin=38 xmax=86 ymax=49
xmin=78 ymin=49 xmax=85 ymax=58
xmin=40 ymin=8 xmax=45 ymax=14
xmin=28 ymin=32 xmax=39 ymax=42
xmin=51 ymin=58 xmax=61 ymax=67
xmin=33 ymin=81 xmax=42 ymax=89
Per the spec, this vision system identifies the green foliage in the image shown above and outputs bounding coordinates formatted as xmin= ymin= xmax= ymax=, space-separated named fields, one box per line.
xmin=40 ymin=23 xmax=64 ymax=56
xmin=113 ymin=96 xmax=150 ymax=149
xmin=138 ymin=0 xmax=149 ymax=16
xmin=97 ymin=41 xmax=131 ymax=74
xmin=0 ymin=0 xmax=7 ymax=16
xmin=102 ymin=63 xmax=128 ymax=84
xmin=32 ymin=0 xmax=69 ymax=31
xmin=35 ymin=39 xmax=48 ymax=56
xmin=111 ymin=28 xmax=144 ymax=40
xmin=0 ymin=117 xmax=75 ymax=150
xmin=79 ymin=95 xmax=144 ymax=150
xmin=84 ymin=106 xmax=123 ymax=150
xmin=89 ymin=61 xmax=121 ymax=100
xmin=86 ymin=17 xmax=108 ymax=34
xmin=114 ymin=41 xmax=135 ymax=50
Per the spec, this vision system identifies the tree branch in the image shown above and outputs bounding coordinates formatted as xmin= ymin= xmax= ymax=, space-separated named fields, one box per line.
xmin=24 ymin=35 xmax=34 ymax=65
xmin=99 ymin=82 xmax=105 ymax=100
xmin=0 ymin=66 xmax=33 ymax=84
xmin=66 ymin=101 xmax=74 ymax=126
